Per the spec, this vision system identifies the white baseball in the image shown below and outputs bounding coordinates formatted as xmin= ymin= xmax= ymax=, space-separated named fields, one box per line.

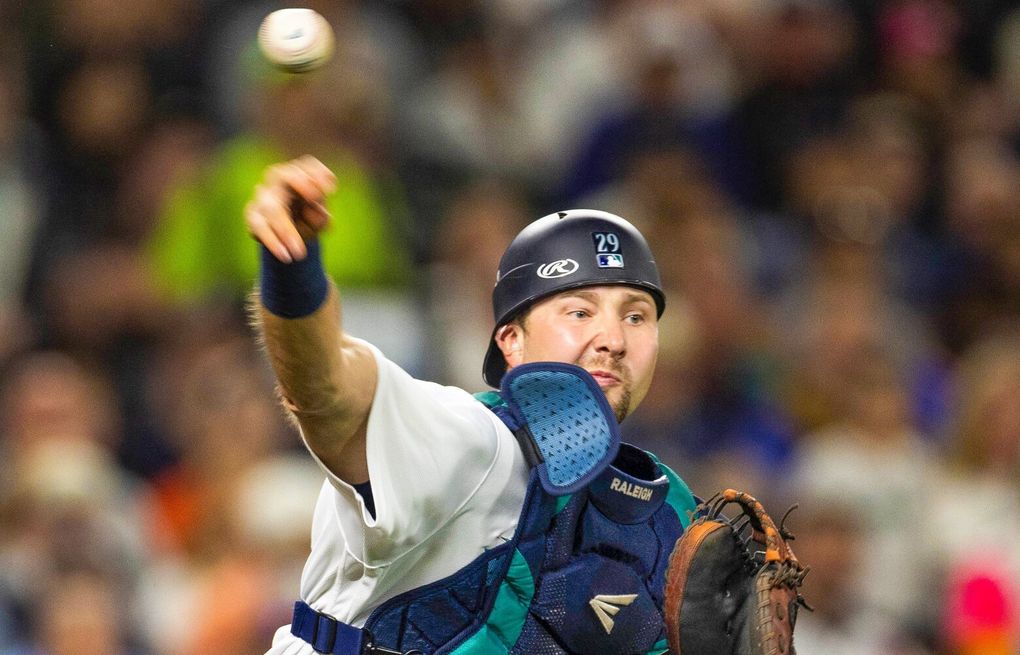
xmin=257 ymin=8 xmax=334 ymax=73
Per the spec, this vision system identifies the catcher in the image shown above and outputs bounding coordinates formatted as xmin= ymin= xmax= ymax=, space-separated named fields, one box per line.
xmin=247 ymin=155 xmax=807 ymax=655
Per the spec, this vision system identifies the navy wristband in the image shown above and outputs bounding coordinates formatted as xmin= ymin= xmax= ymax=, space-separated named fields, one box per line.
xmin=259 ymin=240 xmax=329 ymax=318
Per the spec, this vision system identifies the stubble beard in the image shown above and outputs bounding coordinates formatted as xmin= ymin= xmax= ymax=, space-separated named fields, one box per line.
xmin=578 ymin=355 xmax=632 ymax=422
xmin=610 ymin=387 xmax=632 ymax=423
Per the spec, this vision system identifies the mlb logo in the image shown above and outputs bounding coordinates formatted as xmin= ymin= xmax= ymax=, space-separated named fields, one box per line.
xmin=597 ymin=254 xmax=624 ymax=268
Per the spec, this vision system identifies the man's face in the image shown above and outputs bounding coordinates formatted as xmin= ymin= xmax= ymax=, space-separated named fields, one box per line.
xmin=496 ymin=286 xmax=659 ymax=422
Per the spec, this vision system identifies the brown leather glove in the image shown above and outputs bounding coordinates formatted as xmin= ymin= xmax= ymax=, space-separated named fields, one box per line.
xmin=663 ymin=489 xmax=810 ymax=655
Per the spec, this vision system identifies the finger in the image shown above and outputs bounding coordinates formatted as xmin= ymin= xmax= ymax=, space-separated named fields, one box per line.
xmin=265 ymin=161 xmax=324 ymax=205
xmin=251 ymin=187 xmax=308 ymax=260
xmin=299 ymin=199 xmax=331 ymax=232
xmin=261 ymin=190 xmax=309 ymax=260
xmin=294 ymin=155 xmax=337 ymax=195
xmin=246 ymin=200 xmax=292 ymax=264
xmin=295 ymin=216 xmax=326 ymax=241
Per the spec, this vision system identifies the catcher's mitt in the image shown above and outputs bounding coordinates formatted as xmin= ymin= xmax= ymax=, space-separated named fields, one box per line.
xmin=663 ymin=489 xmax=810 ymax=655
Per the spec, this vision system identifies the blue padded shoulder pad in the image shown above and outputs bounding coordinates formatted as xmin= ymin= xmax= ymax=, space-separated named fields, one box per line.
xmin=500 ymin=362 xmax=621 ymax=496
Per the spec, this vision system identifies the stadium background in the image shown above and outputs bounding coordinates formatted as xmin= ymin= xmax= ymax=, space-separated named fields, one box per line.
xmin=1 ymin=0 xmax=1019 ymax=653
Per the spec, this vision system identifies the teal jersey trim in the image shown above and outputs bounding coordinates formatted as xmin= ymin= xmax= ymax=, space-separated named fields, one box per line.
xmin=646 ymin=637 xmax=669 ymax=654
xmin=448 ymin=549 xmax=535 ymax=654
xmin=473 ymin=391 xmax=506 ymax=410
xmin=647 ymin=452 xmax=698 ymax=529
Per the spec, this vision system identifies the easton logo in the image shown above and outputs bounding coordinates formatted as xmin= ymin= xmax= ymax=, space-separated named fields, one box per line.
xmin=536 ymin=259 xmax=579 ymax=279
xmin=609 ymin=477 xmax=653 ymax=501
xmin=589 ymin=593 xmax=638 ymax=634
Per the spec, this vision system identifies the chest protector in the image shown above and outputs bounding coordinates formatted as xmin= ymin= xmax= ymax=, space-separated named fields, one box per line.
xmin=297 ymin=363 xmax=697 ymax=655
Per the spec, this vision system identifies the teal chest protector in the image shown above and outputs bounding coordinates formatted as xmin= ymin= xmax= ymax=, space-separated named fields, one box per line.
xmin=290 ymin=363 xmax=697 ymax=655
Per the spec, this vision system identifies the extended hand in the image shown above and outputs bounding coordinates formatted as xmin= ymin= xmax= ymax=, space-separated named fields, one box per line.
xmin=245 ymin=155 xmax=337 ymax=263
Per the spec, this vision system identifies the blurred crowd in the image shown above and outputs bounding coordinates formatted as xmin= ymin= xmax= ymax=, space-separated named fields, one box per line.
xmin=1 ymin=0 xmax=1019 ymax=653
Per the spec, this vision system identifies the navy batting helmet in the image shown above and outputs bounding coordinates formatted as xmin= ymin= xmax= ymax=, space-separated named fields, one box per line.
xmin=482 ymin=209 xmax=665 ymax=387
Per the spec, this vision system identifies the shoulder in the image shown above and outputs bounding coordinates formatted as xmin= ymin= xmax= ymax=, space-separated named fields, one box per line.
xmin=363 ymin=339 xmax=511 ymax=441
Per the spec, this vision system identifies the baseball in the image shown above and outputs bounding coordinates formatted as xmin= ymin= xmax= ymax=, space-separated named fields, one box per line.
xmin=257 ymin=8 xmax=334 ymax=73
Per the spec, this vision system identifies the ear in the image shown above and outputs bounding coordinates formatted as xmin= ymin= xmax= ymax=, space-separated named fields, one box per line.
xmin=494 ymin=323 xmax=525 ymax=369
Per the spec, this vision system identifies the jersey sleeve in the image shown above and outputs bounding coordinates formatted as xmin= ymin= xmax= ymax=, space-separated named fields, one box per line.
xmin=301 ymin=339 xmax=517 ymax=566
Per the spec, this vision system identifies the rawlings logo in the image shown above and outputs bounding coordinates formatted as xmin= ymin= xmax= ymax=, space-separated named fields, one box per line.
xmin=536 ymin=259 xmax=579 ymax=279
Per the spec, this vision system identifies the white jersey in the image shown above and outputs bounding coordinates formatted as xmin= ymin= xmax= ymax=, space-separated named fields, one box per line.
xmin=266 ymin=340 xmax=530 ymax=655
